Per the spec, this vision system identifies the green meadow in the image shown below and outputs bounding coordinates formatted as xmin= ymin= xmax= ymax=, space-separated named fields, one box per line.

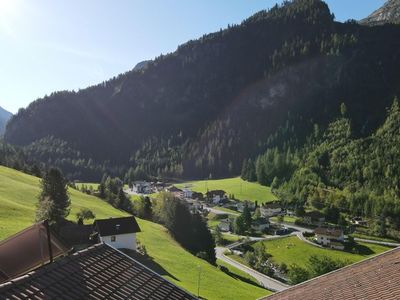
xmin=0 ymin=166 xmax=270 ymax=300
xmin=176 ymin=177 xmax=277 ymax=204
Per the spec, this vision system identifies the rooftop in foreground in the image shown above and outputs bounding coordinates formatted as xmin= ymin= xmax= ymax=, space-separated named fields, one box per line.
xmin=263 ymin=246 xmax=400 ymax=300
xmin=0 ymin=243 xmax=196 ymax=300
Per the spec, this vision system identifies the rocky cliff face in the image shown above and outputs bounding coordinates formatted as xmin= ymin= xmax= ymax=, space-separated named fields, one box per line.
xmin=361 ymin=0 xmax=400 ymax=25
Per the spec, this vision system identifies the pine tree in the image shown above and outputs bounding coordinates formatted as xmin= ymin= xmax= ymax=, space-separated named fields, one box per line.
xmin=36 ymin=168 xmax=71 ymax=227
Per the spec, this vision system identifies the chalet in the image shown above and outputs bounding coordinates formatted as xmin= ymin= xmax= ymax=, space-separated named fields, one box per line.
xmin=166 ymin=186 xmax=183 ymax=199
xmin=0 ymin=243 xmax=196 ymax=299
xmin=218 ymin=219 xmax=231 ymax=232
xmin=260 ymin=202 xmax=282 ymax=217
xmin=186 ymin=199 xmax=203 ymax=214
xmin=191 ymin=191 xmax=204 ymax=201
xmin=303 ymin=210 xmax=326 ymax=226
xmin=206 ymin=190 xmax=227 ymax=204
xmin=182 ymin=188 xmax=193 ymax=199
xmin=94 ymin=216 xmax=141 ymax=250
xmin=134 ymin=181 xmax=152 ymax=194
xmin=237 ymin=201 xmax=256 ymax=212
xmin=314 ymin=227 xmax=345 ymax=250
xmin=251 ymin=218 xmax=270 ymax=232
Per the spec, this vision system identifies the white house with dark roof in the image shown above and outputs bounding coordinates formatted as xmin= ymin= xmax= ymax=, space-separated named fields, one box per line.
xmin=314 ymin=227 xmax=344 ymax=250
xmin=94 ymin=216 xmax=141 ymax=250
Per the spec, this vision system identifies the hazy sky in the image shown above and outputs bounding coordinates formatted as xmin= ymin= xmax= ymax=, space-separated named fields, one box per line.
xmin=0 ymin=0 xmax=386 ymax=113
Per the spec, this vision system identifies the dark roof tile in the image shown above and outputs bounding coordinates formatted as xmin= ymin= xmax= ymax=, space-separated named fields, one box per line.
xmin=0 ymin=244 xmax=196 ymax=300
xmin=94 ymin=217 xmax=141 ymax=236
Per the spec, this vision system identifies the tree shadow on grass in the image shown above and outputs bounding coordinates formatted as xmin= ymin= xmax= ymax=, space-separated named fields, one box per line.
xmin=353 ymin=244 xmax=375 ymax=255
xmin=121 ymin=249 xmax=180 ymax=282
xmin=219 ymin=265 xmax=265 ymax=289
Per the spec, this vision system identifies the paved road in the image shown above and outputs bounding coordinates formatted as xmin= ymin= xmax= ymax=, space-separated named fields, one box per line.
xmin=216 ymin=247 xmax=290 ymax=292
xmin=354 ymin=238 xmax=400 ymax=247
xmin=205 ymin=207 xmax=239 ymax=216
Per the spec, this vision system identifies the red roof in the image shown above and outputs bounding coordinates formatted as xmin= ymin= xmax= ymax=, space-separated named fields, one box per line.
xmin=0 ymin=221 xmax=68 ymax=284
xmin=263 ymin=247 xmax=400 ymax=300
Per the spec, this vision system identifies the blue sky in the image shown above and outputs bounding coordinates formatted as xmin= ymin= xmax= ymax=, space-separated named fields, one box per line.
xmin=0 ymin=0 xmax=386 ymax=113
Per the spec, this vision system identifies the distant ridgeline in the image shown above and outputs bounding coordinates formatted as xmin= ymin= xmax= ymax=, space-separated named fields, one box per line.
xmin=3 ymin=0 xmax=400 ymax=181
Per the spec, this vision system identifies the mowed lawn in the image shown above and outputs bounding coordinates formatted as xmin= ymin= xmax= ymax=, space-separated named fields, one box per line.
xmin=136 ymin=219 xmax=270 ymax=300
xmin=0 ymin=166 xmax=270 ymax=299
xmin=176 ymin=177 xmax=277 ymax=204
xmin=254 ymin=236 xmax=392 ymax=270
xmin=0 ymin=166 xmax=128 ymax=240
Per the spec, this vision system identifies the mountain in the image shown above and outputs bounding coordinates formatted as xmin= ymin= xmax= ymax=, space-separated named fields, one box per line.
xmin=4 ymin=0 xmax=400 ymax=181
xmin=0 ymin=106 xmax=12 ymax=136
xmin=133 ymin=60 xmax=151 ymax=71
xmin=360 ymin=0 xmax=400 ymax=25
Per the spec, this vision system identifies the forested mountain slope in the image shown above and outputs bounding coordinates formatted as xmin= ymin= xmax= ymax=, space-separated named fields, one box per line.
xmin=4 ymin=0 xmax=400 ymax=181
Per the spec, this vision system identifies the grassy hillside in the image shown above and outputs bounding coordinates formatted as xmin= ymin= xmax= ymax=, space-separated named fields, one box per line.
xmin=136 ymin=219 xmax=270 ymax=300
xmin=0 ymin=166 xmax=270 ymax=299
xmin=254 ymin=236 xmax=392 ymax=269
xmin=176 ymin=177 xmax=277 ymax=204
xmin=0 ymin=166 xmax=127 ymax=239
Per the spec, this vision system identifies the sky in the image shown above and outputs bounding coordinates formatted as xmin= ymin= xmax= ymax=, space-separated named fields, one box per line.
xmin=0 ymin=0 xmax=386 ymax=113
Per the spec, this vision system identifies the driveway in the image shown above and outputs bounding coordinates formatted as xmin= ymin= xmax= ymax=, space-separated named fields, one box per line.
xmin=216 ymin=246 xmax=290 ymax=292
xmin=205 ymin=207 xmax=239 ymax=216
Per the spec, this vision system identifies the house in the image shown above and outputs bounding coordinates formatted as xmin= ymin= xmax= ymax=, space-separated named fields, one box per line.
xmin=0 ymin=243 xmax=197 ymax=299
xmin=237 ymin=201 xmax=256 ymax=212
xmin=182 ymin=188 xmax=193 ymax=199
xmin=94 ymin=216 xmax=141 ymax=250
xmin=166 ymin=186 xmax=183 ymax=198
xmin=262 ymin=247 xmax=400 ymax=300
xmin=303 ymin=210 xmax=326 ymax=226
xmin=260 ymin=202 xmax=282 ymax=217
xmin=251 ymin=218 xmax=270 ymax=232
xmin=186 ymin=199 xmax=203 ymax=214
xmin=134 ymin=181 xmax=152 ymax=194
xmin=191 ymin=191 xmax=204 ymax=201
xmin=206 ymin=190 xmax=226 ymax=204
xmin=218 ymin=219 xmax=231 ymax=232
xmin=286 ymin=209 xmax=295 ymax=217
xmin=314 ymin=227 xmax=345 ymax=250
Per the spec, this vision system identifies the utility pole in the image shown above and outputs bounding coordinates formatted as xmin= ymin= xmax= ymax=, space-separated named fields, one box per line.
xmin=197 ymin=265 xmax=202 ymax=298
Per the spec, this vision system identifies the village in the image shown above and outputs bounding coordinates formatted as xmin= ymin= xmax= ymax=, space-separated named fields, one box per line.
xmin=120 ymin=180 xmax=398 ymax=287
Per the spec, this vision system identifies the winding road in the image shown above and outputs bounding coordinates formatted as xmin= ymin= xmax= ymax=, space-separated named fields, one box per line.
xmin=216 ymin=246 xmax=290 ymax=292
xmin=211 ymin=206 xmax=400 ymax=292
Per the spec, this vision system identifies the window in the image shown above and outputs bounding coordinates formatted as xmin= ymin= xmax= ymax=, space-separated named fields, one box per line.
xmin=111 ymin=236 xmax=116 ymax=242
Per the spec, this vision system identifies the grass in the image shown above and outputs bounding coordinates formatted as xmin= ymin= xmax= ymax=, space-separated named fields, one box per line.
xmin=214 ymin=206 xmax=240 ymax=215
xmin=0 ymin=166 xmax=270 ymax=299
xmin=0 ymin=166 xmax=128 ymax=239
xmin=75 ymin=182 xmax=99 ymax=190
xmin=135 ymin=218 xmax=270 ymax=300
xmin=207 ymin=219 xmax=221 ymax=230
xmin=217 ymin=259 xmax=262 ymax=287
xmin=270 ymin=216 xmax=298 ymax=224
xmin=253 ymin=236 xmax=392 ymax=270
xmin=176 ymin=177 xmax=277 ymax=204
